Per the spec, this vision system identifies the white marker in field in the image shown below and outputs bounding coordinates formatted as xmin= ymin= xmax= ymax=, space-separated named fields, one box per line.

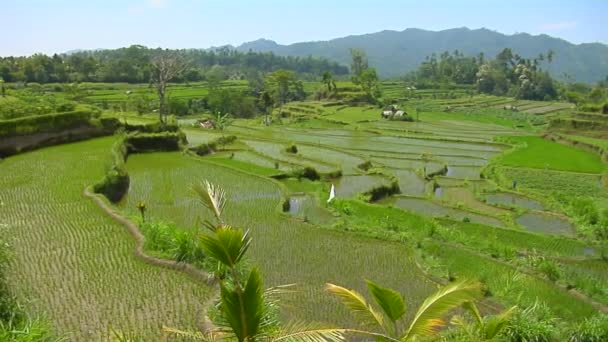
xmin=327 ymin=184 xmax=336 ymax=203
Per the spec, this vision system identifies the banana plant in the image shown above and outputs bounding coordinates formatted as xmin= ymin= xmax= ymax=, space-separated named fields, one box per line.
xmin=326 ymin=279 xmax=484 ymax=341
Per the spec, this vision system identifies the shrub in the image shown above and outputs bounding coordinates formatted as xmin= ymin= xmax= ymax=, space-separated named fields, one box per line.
xmin=286 ymin=144 xmax=298 ymax=154
xmin=503 ymin=302 xmax=557 ymax=342
xmin=364 ymin=180 xmax=400 ymax=202
xmin=125 ymin=132 xmax=182 ymax=153
xmin=194 ymin=143 xmax=214 ymax=156
xmin=282 ymin=198 xmax=290 ymax=212
xmin=215 ymin=135 xmax=237 ymax=149
xmin=139 ymin=220 xmax=205 ymax=266
xmin=93 ymin=137 xmax=129 ymax=202
xmin=567 ymin=314 xmax=608 ymax=341
xmin=93 ymin=168 xmax=130 ymax=203
xmin=537 ymin=259 xmax=562 ymax=282
xmin=293 ymin=167 xmax=320 ymax=181
xmin=389 ymin=114 xmax=414 ymax=122
xmin=191 ymin=135 xmax=236 ymax=156
xmin=124 ymin=121 xmax=179 ymax=133
xmin=0 ymin=110 xmax=94 ymax=138
xmin=357 ymin=160 xmax=373 ymax=171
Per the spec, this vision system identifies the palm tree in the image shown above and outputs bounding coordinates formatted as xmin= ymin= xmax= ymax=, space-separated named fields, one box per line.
xmin=326 ymin=279 xmax=483 ymax=341
xmin=166 ymin=180 xmax=346 ymax=342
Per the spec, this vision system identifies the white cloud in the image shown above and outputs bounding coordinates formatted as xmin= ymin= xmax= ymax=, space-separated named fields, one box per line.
xmin=540 ymin=21 xmax=578 ymax=32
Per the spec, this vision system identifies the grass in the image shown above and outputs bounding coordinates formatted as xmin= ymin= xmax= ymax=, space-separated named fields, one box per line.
xmin=0 ymin=138 xmax=214 ymax=340
xmin=494 ymin=166 xmax=605 ymax=198
xmin=498 ymin=136 xmax=606 ymax=173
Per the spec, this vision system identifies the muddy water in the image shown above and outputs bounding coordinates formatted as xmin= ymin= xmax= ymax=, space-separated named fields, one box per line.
xmin=516 ymin=212 xmax=574 ymax=237
xmin=393 ymin=197 xmax=505 ymax=228
xmin=485 ymin=192 xmax=545 ymax=210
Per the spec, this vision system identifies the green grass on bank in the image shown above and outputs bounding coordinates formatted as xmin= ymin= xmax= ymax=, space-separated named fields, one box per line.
xmin=497 ymin=136 xmax=606 ymax=173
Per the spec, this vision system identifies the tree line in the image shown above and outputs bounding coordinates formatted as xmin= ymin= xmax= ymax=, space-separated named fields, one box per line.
xmin=405 ymin=48 xmax=560 ymax=101
xmin=0 ymin=45 xmax=349 ymax=84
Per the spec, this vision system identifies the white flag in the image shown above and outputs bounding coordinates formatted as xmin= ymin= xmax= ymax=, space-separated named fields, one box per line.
xmin=327 ymin=184 xmax=336 ymax=203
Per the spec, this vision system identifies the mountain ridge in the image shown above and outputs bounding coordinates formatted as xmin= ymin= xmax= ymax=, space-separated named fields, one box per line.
xmin=234 ymin=27 xmax=608 ymax=82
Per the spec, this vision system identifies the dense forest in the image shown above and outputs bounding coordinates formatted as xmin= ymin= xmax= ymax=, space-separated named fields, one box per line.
xmin=0 ymin=45 xmax=349 ymax=84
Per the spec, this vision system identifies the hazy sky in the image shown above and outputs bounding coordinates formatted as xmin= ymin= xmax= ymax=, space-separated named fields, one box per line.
xmin=3 ymin=0 xmax=607 ymax=56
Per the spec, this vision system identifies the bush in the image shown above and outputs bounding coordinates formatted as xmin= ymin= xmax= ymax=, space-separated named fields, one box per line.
xmin=364 ymin=180 xmax=400 ymax=202
xmin=286 ymin=144 xmax=298 ymax=154
xmin=537 ymin=259 xmax=562 ymax=282
xmin=193 ymin=143 xmax=214 ymax=156
xmin=567 ymin=314 xmax=608 ymax=341
xmin=93 ymin=168 xmax=130 ymax=203
xmin=124 ymin=121 xmax=179 ymax=133
xmin=125 ymin=132 xmax=183 ymax=153
xmin=503 ymin=302 xmax=557 ymax=342
xmin=282 ymin=198 xmax=290 ymax=212
xmin=293 ymin=167 xmax=320 ymax=181
xmin=191 ymin=135 xmax=237 ymax=156
xmin=139 ymin=220 xmax=205 ymax=265
xmin=92 ymin=138 xmax=130 ymax=203
xmin=0 ymin=110 xmax=94 ymax=138
xmin=389 ymin=114 xmax=414 ymax=122
xmin=215 ymin=135 xmax=237 ymax=147
xmin=357 ymin=160 xmax=373 ymax=171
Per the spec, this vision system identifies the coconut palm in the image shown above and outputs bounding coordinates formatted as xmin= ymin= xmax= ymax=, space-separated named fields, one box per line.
xmin=325 ymin=279 xmax=483 ymax=341
xmin=167 ymin=180 xmax=346 ymax=342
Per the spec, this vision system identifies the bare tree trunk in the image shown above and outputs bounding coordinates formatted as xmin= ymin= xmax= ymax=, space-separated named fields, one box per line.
xmin=157 ymin=85 xmax=166 ymax=123
xmin=151 ymin=51 xmax=187 ymax=125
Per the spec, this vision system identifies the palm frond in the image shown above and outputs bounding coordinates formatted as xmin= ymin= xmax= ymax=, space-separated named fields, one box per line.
xmin=272 ymin=329 xmax=346 ymax=342
xmin=325 ymin=283 xmax=384 ymax=329
xmin=220 ymin=268 xmax=265 ymax=342
xmin=199 ymin=227 xmax=251 ymax=268
xmin=404 ymin=281 xmax=483 ymax=339
xmin=483 ymin=306 xmax=517 ymax=340
xmin=162 ymin=326 xmax=221 ymax=341
xmin=192 ymin=180 xmax=226 ymax=224
xmin=366 ymin=279 xmax=406 ymax=323
xmin=264 ymin=283 xmax=298 ymax=300
xmin=462 ymin=301 xmax=483 ymax=326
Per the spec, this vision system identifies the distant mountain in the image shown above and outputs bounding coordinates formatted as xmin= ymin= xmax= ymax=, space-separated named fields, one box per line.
xmin=236 ymin=28 xmax=608 ymax=83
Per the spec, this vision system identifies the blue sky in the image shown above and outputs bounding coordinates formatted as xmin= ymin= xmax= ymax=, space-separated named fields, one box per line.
xmin=2 ymin=0 xmax=607 ymax=56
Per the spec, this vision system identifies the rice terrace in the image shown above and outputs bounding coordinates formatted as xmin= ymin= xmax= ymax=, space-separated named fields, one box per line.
xmin=1 ymin=1 xmax=608 ymax=341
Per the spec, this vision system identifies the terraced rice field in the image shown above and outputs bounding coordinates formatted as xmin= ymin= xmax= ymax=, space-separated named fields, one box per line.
xmin=244 ymin=139 xmax=338 ymax=173
xmin=516 ymin=212 xmax=575 ymax=237
xmin=0 ymin=138 xmax=215 ymax=340
xmin=120 ymin=152 xmax=436 ymax=325
xmin=3 ymin=95 xmax=605 ymax=339
xmin=392 ymin=196 xmax=506 ymax=228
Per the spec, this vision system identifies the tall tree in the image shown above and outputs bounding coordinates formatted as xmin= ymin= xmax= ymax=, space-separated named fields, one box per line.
xmin=265 ymin=69 xmax=296 ymax=115
xmin=359 ymin=68 xmax=381 ymax=99
xmin=349 ymin=48 xmax=369 ymax=84
xmin=150 ymin=51 xmax=188 ymax=123
xmin=322 ymin=70 xmax=336 ymax=93
xmin=259 ymin=90 xmax=274 ymax=125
